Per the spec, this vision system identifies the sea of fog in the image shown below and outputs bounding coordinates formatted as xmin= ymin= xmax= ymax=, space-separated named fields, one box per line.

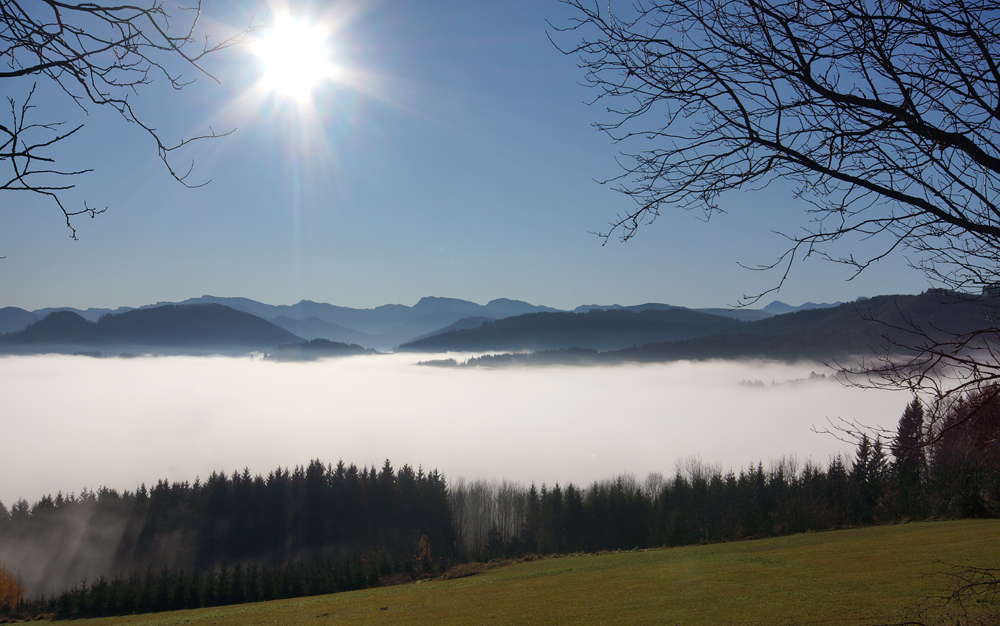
xmin=0 ymin=354 xmax=910 ymax=506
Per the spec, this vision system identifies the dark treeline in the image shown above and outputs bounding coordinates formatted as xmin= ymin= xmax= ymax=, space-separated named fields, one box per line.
xmin=453 ymin=389 xmax=999 ymax=559
xmin=32 ymin=552 xmax=404 ymax=619
xmin=0 ymin=459 xmax=452 ymax=618
xmin=2 ymin=386 xmax=998 ymax=620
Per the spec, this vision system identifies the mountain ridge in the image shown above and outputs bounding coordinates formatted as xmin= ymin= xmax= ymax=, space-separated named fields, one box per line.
xmin=0 ymin=304 xmax=302 ymax=353
xmin=434 ymin=291 xmax=996 ymax=365
xmin=399 ymin=308 xmax=744 ymax=352
xmin=2 ymin=295 xmax=864 ymax=352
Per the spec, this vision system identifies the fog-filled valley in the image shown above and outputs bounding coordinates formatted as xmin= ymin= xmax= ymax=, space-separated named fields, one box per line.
xmin=1 ymin=353 xmax=905 ymax=508
xmin=6 ymin=0 xmax=1000 ymax=618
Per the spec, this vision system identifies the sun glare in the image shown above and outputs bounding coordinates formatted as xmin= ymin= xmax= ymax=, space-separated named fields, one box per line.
xmin=254 ymin=17 xmax=338 ymax=102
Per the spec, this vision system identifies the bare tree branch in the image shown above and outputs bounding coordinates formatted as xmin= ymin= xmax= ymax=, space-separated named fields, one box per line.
xmin=554 ymin=0 xmax=1000 ymax=301
xmin=555 ymin=0 xmax=1000 ymax=405
xmin=880 ymin=563 xmax=1000 ymax=626
xmin=0 ymin=0 xmax=258 ymax=237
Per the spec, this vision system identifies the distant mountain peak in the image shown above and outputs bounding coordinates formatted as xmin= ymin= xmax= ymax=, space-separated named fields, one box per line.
xmin=1 ymin=303 xmax=300 ymax=351
xmin=762 ymin=300 xmax=842 ymax=314
xmin=0 ymin=307 xmax=41 ymax=335
xmin=34 ymin=310 xmax=88 ymax=326
xmin=413 ymin=296 xmax=477 ymax=309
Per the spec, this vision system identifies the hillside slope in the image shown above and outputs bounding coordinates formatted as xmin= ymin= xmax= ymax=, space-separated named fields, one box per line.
xmin=0 ymin=304 xmax=302 ymax=350
xmin=611 ymin=291 xmax=1000 ymax=362
xmin=266 ymin=339 xmax=378 ymax=361
xmin=398 ymin=308 xmax=743 ymax=352
xmin=0 ymin=306 xmax=40 ymax=334
xmin=63 ymin=520 xmax=1000 ymax=626
xmin=440 ymin=291 xmax=1000 ymax=365
xmin=270 ymin=316 xmax=375 ymax=346
xmin=167 ymin=295 xmax=558 ymax=342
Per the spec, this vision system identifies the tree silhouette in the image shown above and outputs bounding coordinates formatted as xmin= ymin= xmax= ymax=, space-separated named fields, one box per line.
xmin=892 ymin=398 xmax=927 ymax=516
xmin=557 ymin=0 xmax=1000 ymax=295
xmin=556 ymin=0 xmax=1000 ymax=403
xmin=1 ymin=0 xmax=256 ymax=237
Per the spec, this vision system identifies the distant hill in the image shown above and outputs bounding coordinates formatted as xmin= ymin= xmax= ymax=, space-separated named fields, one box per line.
xmin=31 ymin=305 xmax=134 ymax=323
xmin=574 ymin=302 xmax=773 ymax=322
xmin=761 ymin=300 xmax=842 ymax=315
xmin=0 ymin=296 xmax=862 ymax=349
xmin=0 ymin=304 xmax=301 ymax=352
xmin=270 ymin=316 xmax=375 ymax=346
xmin=8 ymin=310 xmax=95 ymax=344
xmin=440 ymin=291 xmax=1000 ymax=365
xmin=360 ymin=297 xmax=560 ymax=348
xmin=409 ymin=316 xmax=497 ymax=342
xmin=398 ymin=308 xmax=743 ymax=352
xmin=605 ymin=292 xmax=1000 ymax=362
xmin=144 ymin=296 xmax=277 ymax=320
xmin=266 ymin=339 xmax=377 ymax=361
xmin=687 ymin=307 xmax=774 ymax=322
xmin=130 ymin=295 xmax=559 ymax=350
xmin=0 ymin=307 xmax=40 ymax=334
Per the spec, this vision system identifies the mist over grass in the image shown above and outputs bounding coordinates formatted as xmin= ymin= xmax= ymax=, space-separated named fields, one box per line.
xmin=0 ymin=354 xmax=907 ymax=506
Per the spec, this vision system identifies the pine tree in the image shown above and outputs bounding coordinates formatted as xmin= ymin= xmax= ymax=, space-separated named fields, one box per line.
xmin=893 ymin=398 xmax=926 ymax=463
xmin=892 ymin=398 xmax=926 ymax=516
xmin=868 ymin=437 xmax=889 ymax=519
xmin=521 ymin=483 xmax=540 ymax=554
xmin=187 ymin=570 xmax=202 ymax=609
xmin=850 ymin=435 xmax=874 ymax=524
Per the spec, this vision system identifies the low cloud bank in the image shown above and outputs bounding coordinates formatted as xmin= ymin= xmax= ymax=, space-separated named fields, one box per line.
xmin=0 ymin=354 xmax=906 ymax=508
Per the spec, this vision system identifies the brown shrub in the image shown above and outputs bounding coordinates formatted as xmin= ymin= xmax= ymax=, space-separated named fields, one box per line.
xmin=0 ymin=561 xmax=24 ymax=614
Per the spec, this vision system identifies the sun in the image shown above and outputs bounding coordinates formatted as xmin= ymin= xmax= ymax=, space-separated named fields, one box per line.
xmin=253 ymin=16 xmax=338 ymax=102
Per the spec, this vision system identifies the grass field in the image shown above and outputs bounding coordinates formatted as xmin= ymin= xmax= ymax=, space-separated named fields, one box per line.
xmin=70 ymin=520 xmax=999 ymax=626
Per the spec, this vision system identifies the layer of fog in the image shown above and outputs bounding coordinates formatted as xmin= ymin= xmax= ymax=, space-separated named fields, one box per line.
xmin=0 ymin=354 xmax=909 ymax=506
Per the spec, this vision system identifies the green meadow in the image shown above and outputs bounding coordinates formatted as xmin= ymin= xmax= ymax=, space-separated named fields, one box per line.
xmin=71 ymin=520 xmax=999 ymax=626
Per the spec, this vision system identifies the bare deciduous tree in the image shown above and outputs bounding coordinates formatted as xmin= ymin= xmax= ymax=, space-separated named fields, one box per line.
xmin=557 ymin=0 xmax=1000 ymax=294
xmin=555 ymin=0 xmax=1000 ymax=402
xmin=1 ymin=0 xmax=256 ymax=238
xmin=449 ymin=478 xmax=530 ymax=560
xmin=886 ymin=563 xmax=1000 ymax=626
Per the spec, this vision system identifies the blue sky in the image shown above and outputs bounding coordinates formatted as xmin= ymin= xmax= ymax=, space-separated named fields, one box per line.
xmin=0 ymin=0 xmax=931 ymax=311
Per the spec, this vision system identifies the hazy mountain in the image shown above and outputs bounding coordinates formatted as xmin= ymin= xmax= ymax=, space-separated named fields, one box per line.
xmin=688 ymin=307 xmax=774 ymax=322
xmin=482 ymin=298 xmax=560 ymax=317
xmin=129 ymin=295 xmax=558 ymax=349
xmin=0 ymin=307 xmax=40 ymax=334
xmin=31 ymin=305 xmax=135 ymax=322
xmin=761 ymin=300 xmax=842 ymax=315
xmin=270 ymin=316 xmax=375 ymax=346
xmin=266 ymin=339 xmax=377 ymax=361
xmin=146 ymin=296 xmax=277 ymax=320
xmin=433 ymin=291 xmax=997 ymax=365
xmin=0 ymin=296 xmax=848 ymax=347
xmin=273 ymin=300 xmax=414 ymax=335
xmin=608 ymin=291 xmax=999 ymax=362
xmin=410 ymin=316 xmax=497 ymax=342
xmin=456 ymin=348 xmax=602 ymax=367
xmin=7 ymin=310 xmax=94 ymax=344
xmin=353 ymin=297 xmax=558 ymax=343
xmin=367 ymin=312 xmax=498 ymax=349
xmin=573 ymin=302 xmax=686 ymax=313
xmin=398 ymin=308 xmax=743 ymax=352
xmin=574 ymin=302 xmax=773 ymax=322
xmin=0 ymin=304 xmax=301 ymax=352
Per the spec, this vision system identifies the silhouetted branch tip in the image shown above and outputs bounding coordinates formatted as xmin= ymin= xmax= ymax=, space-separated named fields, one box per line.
xmin=0 ymin=0 xmax=259 ymax=236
